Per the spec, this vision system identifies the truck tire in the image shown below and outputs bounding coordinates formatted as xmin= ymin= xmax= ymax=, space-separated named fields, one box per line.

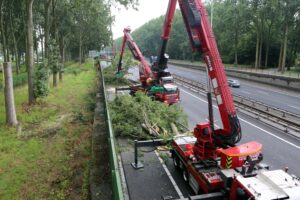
xmin=173 ymin=154 xmax=180 ymax=170
xmin=182 ymin=168 xmax=189 ymax=183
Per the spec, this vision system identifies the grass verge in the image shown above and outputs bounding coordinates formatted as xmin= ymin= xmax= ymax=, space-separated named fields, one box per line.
xmin=0 ymin=59 xmax=96 ymax=200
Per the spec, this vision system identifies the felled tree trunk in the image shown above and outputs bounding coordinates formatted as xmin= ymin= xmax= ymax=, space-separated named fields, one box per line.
xmin=3 ymin=62 xmax=18 ymax=126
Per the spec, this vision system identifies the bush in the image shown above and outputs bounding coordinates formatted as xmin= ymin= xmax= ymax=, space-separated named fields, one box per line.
xmin=103 ymin=51 xmax=136 ymax=86
xmin=34 ymin=63 xmax=50 ymax=98
xmin=109 ymin=92 xmax=188 ymax=139
xmin=64 ymin=67 xmax=82 ymax=75
xmin=13 ymin=73 xmax=27 ymax=87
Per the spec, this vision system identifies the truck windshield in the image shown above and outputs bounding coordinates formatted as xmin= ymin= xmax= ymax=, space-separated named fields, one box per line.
xmin=163 ymin=84 xmax=178 ymax=94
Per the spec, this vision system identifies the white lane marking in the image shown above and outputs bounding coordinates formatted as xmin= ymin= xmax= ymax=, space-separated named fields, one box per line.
xmin=257 ymin=90 xmax=269 ymax=95
xmin=241 ymin=91 xmax=251 ymax=95
xmin=288 ymin=105 xmax=300 ymax=110
xmin=181 ymin=88 xmax=300 ymax=149
xmin=155 ymin=150 xmax=184 ymax=199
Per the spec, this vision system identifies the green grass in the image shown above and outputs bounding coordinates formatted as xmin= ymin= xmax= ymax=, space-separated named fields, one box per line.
xmin=0 ymin=65 xmax=28 ymax=90
xmin=0 ymin=59 xmax=96 ymax=199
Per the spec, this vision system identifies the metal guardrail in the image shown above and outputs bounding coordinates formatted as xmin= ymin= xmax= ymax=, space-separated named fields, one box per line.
xmin=99 ymin=62 xmax=124 ymax=200
xmin=174 ymin=75 xmax=300 ymax=135
xmin=169 ymin=60 xmax=300 ymax=79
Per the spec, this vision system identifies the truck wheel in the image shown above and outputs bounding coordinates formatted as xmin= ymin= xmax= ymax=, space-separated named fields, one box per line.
xmin=182 ymin=169 xmax=189 ymax=183
xmin=173 ymin=155 xmax=180 ymax=170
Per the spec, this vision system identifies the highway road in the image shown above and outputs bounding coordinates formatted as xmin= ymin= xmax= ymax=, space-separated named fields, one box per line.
xmin=169 ymin=64 xmax=300 ymax=115
xmin=125 ymin=65 xmax=300 ymax=198
xmin=128 ymin=65 xmax=300 ymax=176
xmin=178 ymin=84 xmax=300 ymax=176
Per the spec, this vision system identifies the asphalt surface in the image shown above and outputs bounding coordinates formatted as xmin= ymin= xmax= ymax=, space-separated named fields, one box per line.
xmin=179 ymin=86 xmax=300 ymax=176
xmin=118 ymin=66 xmax=300 ymax=199
xmin=169 ymin=64 xmax=300 ymax=115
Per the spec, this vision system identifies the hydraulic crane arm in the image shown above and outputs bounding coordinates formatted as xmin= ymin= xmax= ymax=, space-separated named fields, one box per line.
xmin=156 ymin=0 xmax=178 ymax=70
xmin=162 ymin=0 xmax=241 ymax=144
xmin=117 ymin=27 xmax=152 ymax=84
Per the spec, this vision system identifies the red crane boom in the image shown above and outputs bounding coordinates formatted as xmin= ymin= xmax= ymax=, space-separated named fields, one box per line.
xmin=160 ymin=0 xmax=241 ymax=145
xmin=117 ymin=27 xmax=152 ymax=86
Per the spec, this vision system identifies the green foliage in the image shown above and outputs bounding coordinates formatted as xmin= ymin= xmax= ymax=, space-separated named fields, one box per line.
xmin=0 ymin=71 xmax=28 ymax=90
xmin=12 ymin=73 xmax=28 ymax=87
xmin=64 ymin=67 xmax=82 ymax=76
xmin=48 ymin=39 xmax=61 ymax=73
xmin=33 ymin=63 xmax=50 ymax=98
xmin=121 ymin=0 xmax=300 ymax=68
xmin=109 ymin=92 xmax=188 ymax=139
xmin=103 ymin=52 xmax=135 ymax=86
xmin=0 ymin=60 xmax=96 ymax=199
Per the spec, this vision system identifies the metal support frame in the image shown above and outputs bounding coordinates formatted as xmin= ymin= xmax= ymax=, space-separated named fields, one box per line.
xmin=115 ymin=86 xmax=131 ymax=94
xmin=131 ymin=139 xmax=168 ymax=169
xmin=161 ymin=192 xmax=224 ymax=200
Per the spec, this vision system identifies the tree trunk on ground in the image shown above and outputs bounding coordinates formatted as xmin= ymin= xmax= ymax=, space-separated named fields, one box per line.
xmin=281 ymin=24 xmax=288 ymax=74
xmin=27 ymin=0 xmax=35 ymax=104
xmin=3 ymin=62 xmax=18 ymax=126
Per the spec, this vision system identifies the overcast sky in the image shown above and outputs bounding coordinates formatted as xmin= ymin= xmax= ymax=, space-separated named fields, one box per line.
xmin=111 ymin=0 xmax=211 ymax=40
xmin=111 ymin=0 xmax=170 ymax=39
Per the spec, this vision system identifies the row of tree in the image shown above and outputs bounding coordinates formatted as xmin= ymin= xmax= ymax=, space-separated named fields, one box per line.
xmin=0 ymin=0 xmax=137 ymax=125
xmin=115 ymin=0 xmax=300 ymax=72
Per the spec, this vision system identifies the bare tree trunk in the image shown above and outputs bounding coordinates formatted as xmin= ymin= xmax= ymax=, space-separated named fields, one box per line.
xmin=59 ymin=36 xmax=64 ymax=81
xmin=281 ymin=24 xmax=288 ymax=74
xmin=39 ymin=26 xmax=44 ymax=59
xmin=3 ymin=62 xmax=18 ymax=126
xmin=0 ymin=1 xmax=8 ymax=62
xmin=254 ymin=30 xmax=260 ymax=69
xmin=9 ymin=5 xmax=20 ymax=73
xmin=234 ymin=0 xmax=238 ymax=67
xmin=264 ymin=22 xmax=273 ymax=68
xmin=258 ymin=33 xmax=263 ymax=68
xmin=278 ymin=39 xmax=283 ymax=71
xmin=27 ymin=0 xmax=35 ymax=104
xmin=79 ymin=32 xmax=82 ymax=65
xmin=17 ymin=51 xmax=21 ymax=73
xmin=53 ymin=65 xmax=57 ymax=87
xmin=34 ymin=30 xmax=39 ymax=64
xmin=44 ymin=0 xmax=52 ymax=61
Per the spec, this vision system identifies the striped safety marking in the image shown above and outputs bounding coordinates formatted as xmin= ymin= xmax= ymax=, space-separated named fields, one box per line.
xmin=226 ymin=156 xmax=232 ymax=169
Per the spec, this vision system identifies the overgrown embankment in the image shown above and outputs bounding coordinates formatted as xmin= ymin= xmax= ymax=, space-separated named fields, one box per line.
xmin=0 ymin=60 xmax=96 ymax=199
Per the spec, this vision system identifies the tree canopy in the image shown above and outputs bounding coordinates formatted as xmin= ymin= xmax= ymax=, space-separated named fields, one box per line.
xmin=115 ymin=0 xmax=300 ymax=72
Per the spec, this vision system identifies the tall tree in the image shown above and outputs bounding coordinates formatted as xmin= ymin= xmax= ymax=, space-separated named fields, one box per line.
xmin=3 ymin=62 xmax=18 ymax=126
xmin=26 ymin=0 xmax=35 ymax=104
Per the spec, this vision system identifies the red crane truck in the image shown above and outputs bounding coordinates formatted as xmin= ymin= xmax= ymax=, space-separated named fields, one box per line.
xmin=157 ymin=0 xmax=300 ymax=199
xmin=116 ymin=27 xmax=179 ymax=104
